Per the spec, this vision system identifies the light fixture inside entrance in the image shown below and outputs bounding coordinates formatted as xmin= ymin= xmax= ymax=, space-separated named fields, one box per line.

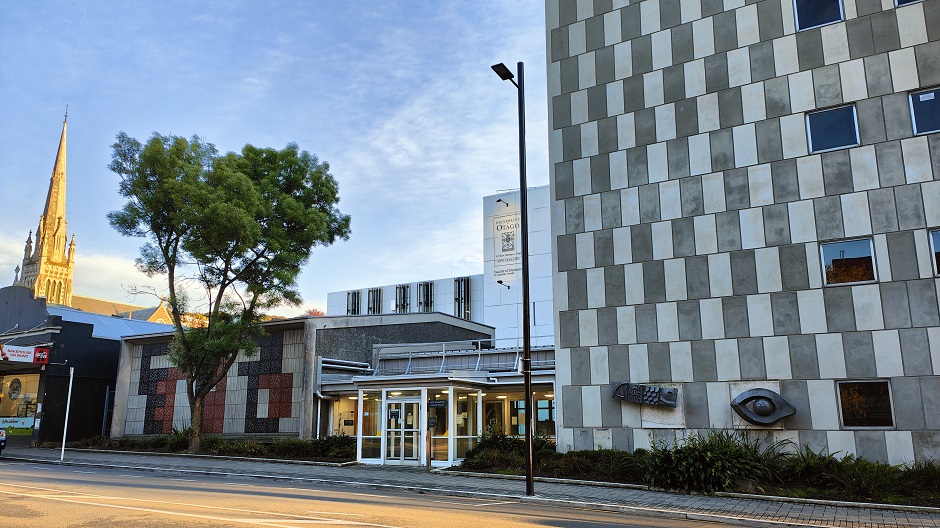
xmin=440 ymin=390 xmax=449 ymax=394
xmin=390 ymin=391 xmax=403 ymax=396
xmin=545 ymin=393 xmax=554 ymax=398
xmin=497 ymin=395 xmax=508 ymax=399
xmin=349 ymin=396 xmax=358 ymax=400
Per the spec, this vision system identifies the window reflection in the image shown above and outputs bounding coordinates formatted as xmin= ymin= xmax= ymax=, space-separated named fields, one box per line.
xmin=821 ymin=239 xmax=876 ymax=285
xmin=838 ymin=381 xmax=894 ymax=428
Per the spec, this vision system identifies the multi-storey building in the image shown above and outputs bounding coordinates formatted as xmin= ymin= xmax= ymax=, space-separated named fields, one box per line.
xmin=547 ymin=0 xmax=940 ymax=462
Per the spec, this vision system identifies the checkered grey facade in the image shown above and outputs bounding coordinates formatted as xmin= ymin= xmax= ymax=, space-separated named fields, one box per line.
xmin=547 ymin=0 xmax=940 ymax=462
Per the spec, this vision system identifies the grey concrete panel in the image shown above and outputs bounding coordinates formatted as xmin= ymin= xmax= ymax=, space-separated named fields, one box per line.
xmin=716 ymin=210 xmax=744 ymax=252
xmin=598 ymin=307 xmax=620 ymax=346
xmin=686 ymin=255 xmax=712 ymax=299
xmin=596 ymin=45 xmax=616 ymax=86
xmin=813 ymin=65 xmax=843 ymax=108
xmin=556 ymin=161 xmax=575 ymax=200
xmin=908 ymin=280 xmax=940 ymax=328
xmin=913 ymin=432 xmax=940 ymax=462
xmin=711 ymin=129 xmax=736 ymax=172
xmin=559 ymin=0 xmax=578 ymax=26
xmin=927 ymin=0 xmax=940 ymax=41
xmin=595 ymin=0 xmax=614 ymax=14
xmin=562 ymin=385 xmax=584 ymax=428
xmin=821 ymin=150 xmax=854 ymax=196
xmin=691 ymin=340 xmax=718 ymax=381
xmin=627 ymin=147 xmax=650 ymax=185
xmin=559 ymin=310 xmax=581 ymax=349
xmin=673 ymin=217 xmax=697 ymax=258
xmin=843 ymin=331 xmax=877 ymax=377
xmin=649 ymin=428 xmax=678 ymax=446
xmin=922 ymin=377 xmax=940 ymax=429
xmin=749 ymin=42 xmax=776 ymax=83
xmin=799 ymin=430 xmax=829 ymax=454
xmin=611 ymin=427 xmax=634 ymax=452
xmin=855 ymin=0 xmax=882 ymax=17
xmin=639 ymin=184 xmax=662 ymax=224
xmin=563 ymin=126 xmax=582 ymax=161
xmin=664 ymin=65 xmax=686 ymax=104
xmin=771 ymin=159 xmax=800 ymax=202
xmin=883 ymin=93 xmax=914 ymax=142
xmin=731 ymin=250 xmax=759 ymax=295
xmin=856 ymin=96 xmax=888 ymax=146
xmin=779 ymin=244 xmax=810 ymax=291
xmin=914 ymin=41 xmax=940 ymax=88
xmin=886 ymin=231 xmax=919 ymax=281
xmin=900 ymin=328 xmax=932 ymax=376
xmin=623 ymin=75 xmax=646 ymax=113
xmin=568 ymin=269 xmax=588 ymax=310
xmin=595 ymin=229 xmax=615 ymax=267
xmin=764 ymin=76 xmax=791 ymax=119
xmin=631 ymin=222 xmax=654 ymax=262
xmin=573 ymin=429 xmax=595 ymax=451
xmin=796 ymin=29 xmax=824 ymax=71
xmin=585 ymin=14 xmax=606 ymax=52
xmin=635 ymin=303 xmax=659 ymax=343
xmin=620 ymin=3 xmax=641 ymax=40
xmin=854 ymin=431 xmax=889 ymax=463
xmin=605 ymin=264 xmax=627 ymax=307
xmin=772 ymin=291 xmax=801 ymax=335
xmin=672 ymin=23 xmax=695 ymax=65
xmin=565 ymin=196 xmax=585 ymax=234
xmin=892 ymin=376 xmax=926 ymax=430
xmin=894 ymin=184 xmax=926 ymax=230
xmin=718 ymin=87 xmax=744 ymax=129
xmin=846 ymin=18 xmax=875 ymax=60
xmin=632 ymin=34 xmax=654 ymax=75
xmin=588 ymin=85 xmax=609 ymax=122
xmin=680 ymin=175 xmax=705 ymax=216
xmin=757 ymin=0 xmax=784 ymax=41
xmin=763 ymin=204 xmax=791 ymax=246
xmin=571 ymin=347 xmax=592 ymax=385
xmin=560 ymin=56 xmax=580 ymax=95
xmin=702 ymin=0 xmax=723 ymax=17
xmin=931 ymin=136 xmax=940 ymax=180
xmin=864 ymin=55 xmax=894 ymax=98
xmin=876 ymin=141 xmax=905 ymax=187
xmin=713 ymin=11 xmax=738 ymax=54
xmin=675 ymin=98 xmax=699 ymax=138
xmin=723 ymin=297 xmax=751 ymax=339
xmin=678 ymin=300 xmax=703 ymax=341
xmin=634 ymin=107 xmax=658 ymax=146
xmin=738 ymin=337 xmax=767 ymax=379
xmin=608 ymin=344 xmax=631 ymax=384
xmin=870 ymin=10 xmax=901 ymax=55
xmin=667 ymin=138 xmax=692 ymax=180
xmin=660 ymin=0 xmax=681 ymax=28
xmin=643 ymin=260 xmax=667 ymax=303
xmin=824 ymin=286 xmax=857 ymax=332
xmin=724 ymin=167 xmax=750 ymax=210
xmin=705 ymin=53 xmax=730 ymax=93
xmin=601 ymin=383 xmax=624 ymax=427
xmin=647 ymin=342 xmax=672 ymax=382
xmin=813 ymin=196 xmax=845 ymax=241
xmin=868 ymin=188 xmax=898 ymax=234
xmin=880 ymin=282 xmax=912 ymax=330
xmin=551 ymin=27 xmax=569 ymax=63
xmin=557 ymin=234 xmax=578 ymax=273
xmin=781 ymin=380 xmax=812 ymax=429
xmin=592 ymin=153 xmax=612 ymax=193
xmin=553 ymin=95 xmax=572 ymax=130
xmin=602 ymin=190 xmax=623 ymax=229
xmin=757 ymin=118 xmax=784 ymax=164
xmin=684 ymin=382 xmax=710 ymax=428
xmin=789 ymin=334 xmax=820 ymax=379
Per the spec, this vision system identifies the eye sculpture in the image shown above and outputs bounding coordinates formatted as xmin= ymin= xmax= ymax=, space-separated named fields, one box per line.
xmin=730 ymin=388 xmax=796 ymax=426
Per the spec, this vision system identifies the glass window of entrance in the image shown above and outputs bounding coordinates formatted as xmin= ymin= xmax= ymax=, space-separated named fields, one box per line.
xmin=359 ymin=391 xmax=382 ymax=459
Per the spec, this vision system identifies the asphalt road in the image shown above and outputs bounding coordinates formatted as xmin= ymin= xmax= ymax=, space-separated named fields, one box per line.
xmin=0 ymin=461 xmax=721 ymax=528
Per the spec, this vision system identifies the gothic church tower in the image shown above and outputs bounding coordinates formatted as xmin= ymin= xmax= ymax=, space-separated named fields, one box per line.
xmin=14 ymin=116 xmax=75 ymax=306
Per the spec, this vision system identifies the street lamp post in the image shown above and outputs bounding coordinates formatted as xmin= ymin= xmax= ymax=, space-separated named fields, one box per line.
xmin=491 ymin=61 xmax=535 ymax=496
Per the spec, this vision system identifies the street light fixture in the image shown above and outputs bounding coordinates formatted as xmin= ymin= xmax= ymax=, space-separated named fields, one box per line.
xmin=491 ymin=61 xmax=534 ymax=497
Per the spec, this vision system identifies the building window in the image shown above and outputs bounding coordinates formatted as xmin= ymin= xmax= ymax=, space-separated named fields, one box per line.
xmin=417 ymin=281 xmax=434 ymax=313
xmin=896 ymin=0 xmax=923 ymax=5
xmin=454 ymin=277 xmax=471 ymax=320
xmin=910 ymin=88 xmax=940 ymax=135
xmin=929 ymin=230 xmax=940 ymax=275
xmin=794 ymin=0 xmax=843 ymax=30
xmin=394 ymin=284 xmax=410 ymax=313
xmin=346 ymin=290 xmax=361 ymax=315
xmin=820 ymin=238 xmax=876 ymax=285
xmin=367 ymin=287 xmax=382 ymax=315
xmin=806 ymin=105 xmax=858 ymax=153
xmin=837 ymin=380 xmax=894 ymax=428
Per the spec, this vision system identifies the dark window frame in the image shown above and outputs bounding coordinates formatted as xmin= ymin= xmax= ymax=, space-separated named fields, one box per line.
xmin=910 ymin=87 xmax=940 ymax=136
xmin=793 ymin=0 xmax=844 ymax=30
xmin=819 ymin=237 xmax=878 ymax=286
xmin=806 ymin=104 xmax=860 ymax=153
xmin=836 ymin=380 xmax=896 ymax=429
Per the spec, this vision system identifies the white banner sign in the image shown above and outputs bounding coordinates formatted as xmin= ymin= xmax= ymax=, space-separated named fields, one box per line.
xmin=0 ymin=344 xmax=49 ymax=364
xmin=0 ymin=417 xmax=35 ymax=428
xmin=493 ymin=213 xmax=521 ymax=279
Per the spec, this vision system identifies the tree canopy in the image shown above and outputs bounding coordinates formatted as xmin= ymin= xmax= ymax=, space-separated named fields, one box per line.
xmin=109 ymin=132 xmax=350 ymax=450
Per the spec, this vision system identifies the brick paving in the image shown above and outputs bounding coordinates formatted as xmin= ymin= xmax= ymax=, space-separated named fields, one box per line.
xmin=3 ymin=447 xmax=939 ymax=527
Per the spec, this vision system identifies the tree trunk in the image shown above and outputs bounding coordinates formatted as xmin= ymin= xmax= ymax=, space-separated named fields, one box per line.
xmin=189 ymin=393 xmax=204 ymax=453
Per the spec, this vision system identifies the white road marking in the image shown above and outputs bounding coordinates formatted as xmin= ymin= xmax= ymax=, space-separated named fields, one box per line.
xmin=171 ymin=478 xmax=197 ymax=482
xmin=74 ymin=470 xmax=96 ymax=474
xmin=430 ymin=499 xmax=516 ymax=507
xmin=120 ymin=474 xmax=144 ymax=478
xmin=31 ymin=466 xmax=52 ymax=471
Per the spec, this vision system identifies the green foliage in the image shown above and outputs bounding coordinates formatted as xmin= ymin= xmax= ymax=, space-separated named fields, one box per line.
xmin=166 ymin=426 xmax=193 ymax=452
xmin=108 ymin=132 xmax=350 ymax=451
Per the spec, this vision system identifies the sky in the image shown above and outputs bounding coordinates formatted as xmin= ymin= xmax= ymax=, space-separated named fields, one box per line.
xmin=0 ymin=1 xmax=549 ymax=316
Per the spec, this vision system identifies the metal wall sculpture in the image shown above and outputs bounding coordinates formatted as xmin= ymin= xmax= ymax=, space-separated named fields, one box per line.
xmin=730 ymin=388 xmax=796 ymax=425
xmin=611 ymin=382 xmax=678 ymax=408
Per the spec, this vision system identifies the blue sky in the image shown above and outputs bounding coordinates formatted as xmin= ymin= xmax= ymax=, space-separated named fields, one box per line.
xmin=0 ymin=1 xmax=548 ymax=315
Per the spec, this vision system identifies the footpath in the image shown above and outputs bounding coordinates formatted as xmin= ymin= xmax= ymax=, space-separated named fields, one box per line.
xmin=3 ymin=446 xmax=939 ymax=528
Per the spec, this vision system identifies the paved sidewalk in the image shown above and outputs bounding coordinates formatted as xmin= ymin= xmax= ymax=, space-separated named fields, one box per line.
xmin=3 ymin=447 xmax=939 ymax=528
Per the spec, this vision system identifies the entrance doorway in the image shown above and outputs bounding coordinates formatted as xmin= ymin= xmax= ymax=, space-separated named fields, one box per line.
xmin=385 ymin=400 xmax=420 ymax=464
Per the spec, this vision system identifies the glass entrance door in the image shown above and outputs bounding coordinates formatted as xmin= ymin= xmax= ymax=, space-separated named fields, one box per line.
xmin=385 ymin=401 xmax=420 ymax=464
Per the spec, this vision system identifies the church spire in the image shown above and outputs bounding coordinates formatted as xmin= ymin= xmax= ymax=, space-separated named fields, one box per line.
xmin=39 ymin=116 xmax=68 ymax=260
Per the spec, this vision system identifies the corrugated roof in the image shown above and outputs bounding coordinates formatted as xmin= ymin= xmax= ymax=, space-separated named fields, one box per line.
xmin=47 ymin=305 xmax=174 ymax=340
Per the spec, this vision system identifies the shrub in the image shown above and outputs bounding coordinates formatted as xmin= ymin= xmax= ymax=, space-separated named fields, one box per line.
xmin=166 ymin=426 xmax=192 ymax=452
xmin=215 ymin=440 xmax=268 ymax=457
